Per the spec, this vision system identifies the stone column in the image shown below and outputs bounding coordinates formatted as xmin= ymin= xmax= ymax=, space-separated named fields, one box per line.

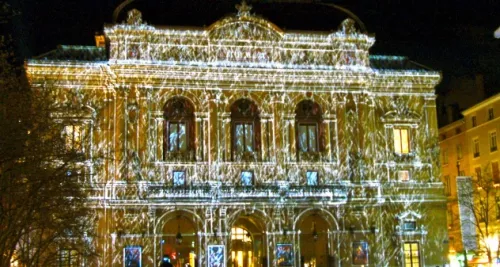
xmin=219 ymin=112 xmax=231 ymax=161
xmin=194 ymin=112 xmax=208 ymax=162
xmin=285 ymin=115 xmax=296 ymax=162
xmin=335 ymin=93 xmax=347 ymax=180
xmin=260 ymin=114 xmax=272 ymax=161
xmin=424 ymin=95 xmax=439 ymax=181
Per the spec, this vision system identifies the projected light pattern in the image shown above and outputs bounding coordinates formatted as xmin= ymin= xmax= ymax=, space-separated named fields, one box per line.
xmin=26 ymin=4 xmax=448 ymax=267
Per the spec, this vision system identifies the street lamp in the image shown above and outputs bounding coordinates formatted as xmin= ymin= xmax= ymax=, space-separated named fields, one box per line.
xmin=312 ymin=222 xmax=318 ymax=242
xmin=176 ymin=224 xmax=183 ymax=245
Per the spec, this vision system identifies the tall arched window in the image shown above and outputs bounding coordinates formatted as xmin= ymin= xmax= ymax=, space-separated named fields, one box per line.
xmin=163 ymin=97 xmax=195 ymax=161
xmin=296 ymin=100 xmax=323 ymax=160
xmin=231 ymin=99 xmax=261 ymax=161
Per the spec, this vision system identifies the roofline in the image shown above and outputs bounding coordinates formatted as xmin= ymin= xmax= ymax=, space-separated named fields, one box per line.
xmin=462 ymin=93 xmax=500 ymax=116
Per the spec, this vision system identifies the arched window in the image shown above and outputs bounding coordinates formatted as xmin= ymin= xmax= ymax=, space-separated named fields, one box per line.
xmin=231 ymin=99 xmax=261 ymax=161
xmin=295 ymin=100 xmax=323 ymax=159
xmin=163 ymin=97 xmax=195 ymax=161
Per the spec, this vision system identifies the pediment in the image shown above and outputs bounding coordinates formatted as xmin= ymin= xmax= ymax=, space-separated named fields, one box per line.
xmin=208 ymin=16 xmax=283 ymax=42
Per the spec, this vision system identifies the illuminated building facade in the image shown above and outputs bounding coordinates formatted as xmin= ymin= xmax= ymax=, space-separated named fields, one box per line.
xmin=439 ymin=93 xmax=500 ymax=265
xmin=26 ymin=3 xmax=448 ymax=266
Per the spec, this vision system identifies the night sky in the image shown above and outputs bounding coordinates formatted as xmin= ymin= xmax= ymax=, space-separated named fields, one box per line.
xmin=5 ymin=0 xmax=500 ymax=95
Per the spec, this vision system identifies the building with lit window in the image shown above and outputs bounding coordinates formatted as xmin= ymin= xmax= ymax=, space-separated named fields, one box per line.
xmin=26 ymin=2 xmax=448 ymax=266
xmin=439 ymin=93 xmax=500 ymax=265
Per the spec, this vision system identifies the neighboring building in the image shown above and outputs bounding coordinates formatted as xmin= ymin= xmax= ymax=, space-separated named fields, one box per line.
xmin=26 ymin=2 xmax=447 ymax=266
xmin=437 ymin=74 xmax=486 ymax=127
xmin=439 ymin=93 xmax=500 ymax=265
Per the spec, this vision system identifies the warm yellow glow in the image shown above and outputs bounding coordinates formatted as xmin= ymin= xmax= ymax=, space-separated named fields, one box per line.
xmin=248 ymin=251 xmax=252 ymax=266
xmin=189 ymin=252 xmax=196 ymax=267
xmin=394 ymin=128 xmax=410 ymax=154
xmin=237 ymin=251 xmax=243 ymax=266
xmin=231 ymin=227 xmax=252 ymax=243
xmin=64 ymin=125 xmax=82 ymax=151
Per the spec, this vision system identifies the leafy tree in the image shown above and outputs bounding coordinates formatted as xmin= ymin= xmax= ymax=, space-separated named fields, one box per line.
xmin=456 ymin=163 xmax=500 ymax=265
xmin=0 ymin=42 xmax=94 ymax=266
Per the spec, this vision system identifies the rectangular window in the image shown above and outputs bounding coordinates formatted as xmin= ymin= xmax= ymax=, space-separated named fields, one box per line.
xmin=473 ymin=138 xmax=480 ymax=158
xmin=472 ymin=116 xmax=477 ymax=127
xmin=63 ymin=125 xmax=83 ymax=152
xmin=444 ymin=175 xmax=451 ymax=196
xmin=393 ymin=128 xmax=410 ymax=154
xmin=241 ymin=171 xmax=253 ymax=186
xmin=59 ymin=249 xmax=79 ymax=267
xmin=492 ymin=162 xmax=500 ymax=184
xmin=398 ymin=170 xmax=410 ymax=182
xmin=404 ymin=242 xmax=420 ymax=267
xmin=235 ymin=123 xmax=254 ymax=153
xmin=442 ymin=149 xmax=448 ymax=165
xmin=168 ymin=122 xmax=187 ymax=152
xmin=488 ymin=108 xmax=494 ymax=120
xmin=306 ymin=171 xmax=318 ymax=186
xmin=173 ymin=170 xmax=186 ymax=187
xmin=403 ymin=221 xmax=417 ymax=231
xmin=298 ymin=123 xmax=318 ymax=152
xmin=490 ymin=132 xmax=497 ymax=152
xmin=456 ymin=144 xmax=463 ymax=160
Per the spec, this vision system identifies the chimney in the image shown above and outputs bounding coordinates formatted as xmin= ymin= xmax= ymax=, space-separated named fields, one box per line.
xmin=95 ymin=32 xmax=106 ymax=48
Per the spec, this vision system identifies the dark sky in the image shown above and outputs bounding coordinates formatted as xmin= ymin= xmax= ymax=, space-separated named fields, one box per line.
xmin=5 ymin=0 xmax=500 ymax=95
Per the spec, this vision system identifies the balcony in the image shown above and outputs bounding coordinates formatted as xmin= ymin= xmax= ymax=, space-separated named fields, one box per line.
xmin=164 ymin=150 xmax=195 ymax=162
xmin=146 ymin=183 xmax=348 ymax=202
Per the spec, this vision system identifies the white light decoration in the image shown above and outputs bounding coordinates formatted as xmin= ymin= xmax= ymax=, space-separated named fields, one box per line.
xmin=25 ymin=3 xmax=448 ymax=266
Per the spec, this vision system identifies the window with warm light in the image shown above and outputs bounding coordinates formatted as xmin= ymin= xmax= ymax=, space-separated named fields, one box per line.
xmin=63 ymin=125 xmax=83 ymax=152
xmin=393 ymin=128 xmax=410 ymax=154
xmin=403 ymin=242 xmax=420 ymax=267
xmin=398 ymin=170 xmax=410 ymax=182
xmin=231 ymin=227 xmax=253 ymax=267
xmin=59 ymin=249 xmax=79 ymax=267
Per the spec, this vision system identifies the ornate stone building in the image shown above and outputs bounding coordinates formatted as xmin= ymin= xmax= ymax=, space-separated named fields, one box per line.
xmin=26 ymin=2 xmax=448 ymax=267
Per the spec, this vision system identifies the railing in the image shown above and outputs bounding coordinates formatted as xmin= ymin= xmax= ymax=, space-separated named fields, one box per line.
xmin=83 ymin=182 xmax=349 ymax=202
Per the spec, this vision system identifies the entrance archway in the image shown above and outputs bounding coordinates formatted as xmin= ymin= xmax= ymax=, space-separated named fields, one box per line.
xmin=161 ymin=211 xmax=199 ymax=267
xmin=297 ymin=213 xmax=330 ymax=267
xmin=230 ymin=213 xmax=267 ymax=267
